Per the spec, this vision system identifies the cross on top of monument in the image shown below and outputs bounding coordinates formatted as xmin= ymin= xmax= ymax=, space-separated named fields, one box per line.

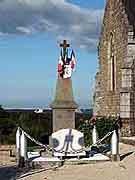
xmin=60 ymin=40 xmax=70 ymax=49
xmin=57 ymin=40 xmax=76 ymax=79
xmin=60 ymin=40 xmax=70 ymax=58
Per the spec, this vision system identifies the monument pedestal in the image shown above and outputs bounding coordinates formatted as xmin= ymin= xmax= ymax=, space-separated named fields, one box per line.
xmin=51 ymin=76 xmax=78 ymax=132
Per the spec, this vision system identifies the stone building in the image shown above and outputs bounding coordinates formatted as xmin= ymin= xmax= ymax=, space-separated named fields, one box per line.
xmin=94 ymin=0 xmax=135 ymax=136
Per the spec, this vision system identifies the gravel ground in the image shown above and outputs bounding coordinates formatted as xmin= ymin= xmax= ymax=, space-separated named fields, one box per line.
xmin=16 ymin=143 xmax=135 ymax=180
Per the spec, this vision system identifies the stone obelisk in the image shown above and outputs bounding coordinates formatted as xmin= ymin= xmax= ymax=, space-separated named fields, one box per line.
xmin=51 ymin=40 xmax=78 ymax=132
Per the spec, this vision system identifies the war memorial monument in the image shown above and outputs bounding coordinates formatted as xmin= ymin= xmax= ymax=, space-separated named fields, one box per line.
xmin=51 ymin=40 xmax=78 ymax=132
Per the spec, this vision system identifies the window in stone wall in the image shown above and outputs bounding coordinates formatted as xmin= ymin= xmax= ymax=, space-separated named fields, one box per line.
xmin=108 ymin=33 xmax=116 ymax=91
xmin=121 ymin=69 xmax=132 ymax=88
xmin=128 ymin=31 xmax=134 ymax=41
xmin=120 ymin=93 xmax=130 ymax=118
xmin=133 ymin=29 xmax=135 ymax=40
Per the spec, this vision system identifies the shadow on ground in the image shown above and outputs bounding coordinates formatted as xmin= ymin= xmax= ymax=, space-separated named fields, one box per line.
xmin=0 ymin=165 xmax=17 ymax=180
xmin=17 ymin=169 xmax=47 ymax=179
xmin=120 ymin=151 xmax=134 ymax=161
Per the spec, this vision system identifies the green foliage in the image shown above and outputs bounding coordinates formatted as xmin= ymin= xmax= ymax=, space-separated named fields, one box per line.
xmin=0 ymin=109 xmax=52 ymax=145
xmin=18 ymin=112 xmax=52 ymax=145
xmin=0 ymin=118 xmax=16 ymax=144
xmin=78 ymin=116 xmax=117 ymax=147
xmin=96 ymin=117 xmax=117 ymax=144
xmin=96 ymin=117 xmax=116 ymax=137
xmin=78 ymin=120 xmax=93 ymax=147
xmin=0 ymin=104 xmax=118 ymax=148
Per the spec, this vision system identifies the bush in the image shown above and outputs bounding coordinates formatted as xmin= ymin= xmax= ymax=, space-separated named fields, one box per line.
xmin=78 ymin=116 xmax=118 ymax=147
xmin=96 ymin=117 xmax=117 ymax=144
xmin=78 ymin=119 xmax=93 ymax=147
xmin=0 ymin=109 xmax=52 ymax=145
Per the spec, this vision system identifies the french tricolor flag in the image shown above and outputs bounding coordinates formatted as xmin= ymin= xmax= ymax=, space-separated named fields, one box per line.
xmin=70 ymin=50 xmax=76 ymax=70
xmin=58 ymin=50 xmax=63 ymax=73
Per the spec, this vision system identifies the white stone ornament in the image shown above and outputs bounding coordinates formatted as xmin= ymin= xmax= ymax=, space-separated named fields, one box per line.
xmin=92 ymin=125 xmax=98 ymax=145
xmin=16 ymin=128 xmax=21 ymax=152
xmin=20 ymin=131 xmax=27 ymax=160
xmin=51 ymin=128 xmax=86 ymax=157
xmin=111 ymin=130 xmax=119 ymax=155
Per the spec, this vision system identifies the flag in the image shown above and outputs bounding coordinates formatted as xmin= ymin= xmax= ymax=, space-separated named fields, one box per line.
xmin=58 ymin=50 xmax=63 ymax=73
xmin=64 ymin=49 xmax=68 ymax=64
xmin=70 ymin=50 xmax=76 ymax=70
xmin=63 ymin=64 xmax=72 ymax=79
xmin=57 ymin=48 xmax=76 ymax=79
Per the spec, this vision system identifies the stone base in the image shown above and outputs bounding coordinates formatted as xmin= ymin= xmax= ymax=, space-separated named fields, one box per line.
xmin=51 ymin=76 xmax=78 ymax=132
xmin=18 ymin=157 xmax=25 ymax=168
xmin=30 ymin=154 xmax=110 ymax=169
xmin=111 ymin=154 xmax=120 ymax=162
xmin=52 ymin=109 xmax=75 ymax=132
xmin=31 ymin=157 xmax=63 ymax=169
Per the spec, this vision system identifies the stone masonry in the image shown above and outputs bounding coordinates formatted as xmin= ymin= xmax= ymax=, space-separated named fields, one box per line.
xmin=51 ymin=76 xmax=78 ymax=132
xmin=94 ymin=0 xmax=135 ymax=136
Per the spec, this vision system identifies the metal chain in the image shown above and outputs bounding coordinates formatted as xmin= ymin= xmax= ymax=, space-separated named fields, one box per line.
xmin=92 ymin=131 xmax=114 ymax=146
xmin=18 ymin=127 xmax=114 ymax=153
xmin=19 ymin=127 xmax=52 ymax=152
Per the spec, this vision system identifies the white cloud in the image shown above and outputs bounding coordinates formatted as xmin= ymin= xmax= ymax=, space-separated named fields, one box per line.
xmin=0 ymin=0 xmax=103 ymax=51
xmin=16 ymin=26 xmax=32 ymax=34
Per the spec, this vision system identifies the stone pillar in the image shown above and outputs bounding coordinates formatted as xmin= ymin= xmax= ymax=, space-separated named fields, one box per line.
xmin=51 ymin=76 xmax=78 ymax=132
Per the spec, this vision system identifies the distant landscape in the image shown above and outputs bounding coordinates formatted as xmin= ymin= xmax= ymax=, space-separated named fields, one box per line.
xmin=0 ymin=105 xmax=93 ymax=145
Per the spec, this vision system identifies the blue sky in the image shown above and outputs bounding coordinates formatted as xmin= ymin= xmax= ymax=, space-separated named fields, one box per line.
xmin=0 ymin=0 xmax=105 ymax=108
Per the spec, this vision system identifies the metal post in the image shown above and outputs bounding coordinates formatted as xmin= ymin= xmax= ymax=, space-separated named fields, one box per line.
xmin=111 ymin=130 xmax=120 ymax=161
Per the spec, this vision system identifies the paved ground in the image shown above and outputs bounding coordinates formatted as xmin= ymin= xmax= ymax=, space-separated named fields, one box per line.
xmin=0 ymin=143 xmax=135 ymax=180
xmin=0 ymin=165 xmax=17 ymax=180
xmin=17 ymin=143 xmax=135 ymax=180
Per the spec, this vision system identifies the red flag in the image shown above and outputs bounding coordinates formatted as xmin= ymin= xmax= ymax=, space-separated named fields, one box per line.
xmin=58 ymin=54 xmax=63 ymax=73
xmin=70 ymin=50 xmax=76 ymax=70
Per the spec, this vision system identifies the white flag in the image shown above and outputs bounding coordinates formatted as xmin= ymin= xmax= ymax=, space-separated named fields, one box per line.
xmin=63 ymin=64 xmax=72 ymax=79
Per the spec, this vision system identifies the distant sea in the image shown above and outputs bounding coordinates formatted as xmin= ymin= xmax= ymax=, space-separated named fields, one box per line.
xmin=1 ymin=99 xmax=91 ymax=109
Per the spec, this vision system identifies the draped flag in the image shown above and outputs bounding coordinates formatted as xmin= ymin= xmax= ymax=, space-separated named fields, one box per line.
xmin=63 ymin=65 xmax=72 ymax=79
xmin=58 ymin=49 xmax=77 ymax=79
xmin=70 ymin=50 xmax=76 ymax=71
xmin=58 ymin=50 xmax=64 ymax=75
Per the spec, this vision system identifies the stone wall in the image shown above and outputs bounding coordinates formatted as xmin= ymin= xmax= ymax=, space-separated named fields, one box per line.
xmin=94 ymin=0 xmax=135 ymax=136
xmin=120 ymin=29 xmax=135 ymax=136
